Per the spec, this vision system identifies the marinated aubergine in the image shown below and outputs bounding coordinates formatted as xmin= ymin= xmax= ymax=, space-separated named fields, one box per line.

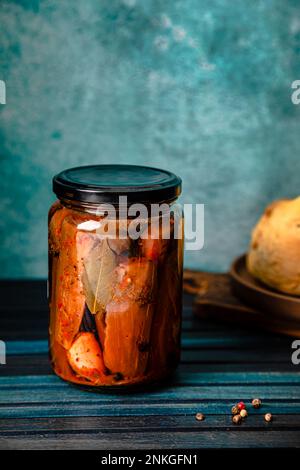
xmin=102 ymin=258 xmax=157 ymax=378
xmin=54 ymin=216 xmax=96 ymax=350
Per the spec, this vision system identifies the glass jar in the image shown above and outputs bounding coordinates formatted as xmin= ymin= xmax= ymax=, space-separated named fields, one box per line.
xmin=48 ymin=165 xmax=183 ymax=388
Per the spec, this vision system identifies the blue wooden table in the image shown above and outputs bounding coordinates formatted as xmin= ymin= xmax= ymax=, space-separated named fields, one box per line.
xmin=0 ymin=281 xmax=299 ymax=449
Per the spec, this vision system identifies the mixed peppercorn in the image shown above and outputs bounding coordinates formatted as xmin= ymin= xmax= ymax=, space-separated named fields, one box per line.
xmin=195 ymin=398 xmax=273 ymax=425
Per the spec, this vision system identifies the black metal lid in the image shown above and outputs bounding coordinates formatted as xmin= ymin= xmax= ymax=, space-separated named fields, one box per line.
xmin=53 ymin=164 xmax=182 ymax=204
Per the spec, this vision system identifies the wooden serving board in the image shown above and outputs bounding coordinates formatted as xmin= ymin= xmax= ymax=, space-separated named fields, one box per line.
xmin=183 ymin=270 xmax=300 ymax=338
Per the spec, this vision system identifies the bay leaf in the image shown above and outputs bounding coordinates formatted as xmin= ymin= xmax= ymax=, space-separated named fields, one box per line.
xmin=82 ymin=238 xmax=118 ymax=314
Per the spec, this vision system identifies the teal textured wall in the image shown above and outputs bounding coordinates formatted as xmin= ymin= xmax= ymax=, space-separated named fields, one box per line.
xmin=1 ymin=0 xmax=300 ymax=278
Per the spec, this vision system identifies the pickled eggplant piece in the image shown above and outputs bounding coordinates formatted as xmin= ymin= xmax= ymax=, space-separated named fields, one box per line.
xmin=140 ymin=217 xmax=174 ymax=262
xmin=67 ymin=332 xmax=106 ymax=381
xmin=48 ymin=205 xmax=69 ymax=309
xmin=49 ymin=206 xmax=71 ymax=340
xmin=51 ymin=339 xmax=75 ymax=379
xmin=113 ymin=258 xmax=156 ymax=303
xmin=149 ymin=247 xmax=182 ymax=370
xmin=49 ymin=254 xmax=58 ymax=339
xmin=101 ymin=258 xmax=157 ymax=378
xmin=54 ymin=217 xmax=97 ymax=349
xmin=48 ymin=205 xmax=70 ymax=254
xmin=103 ymin=300 xmax=154 ymax=378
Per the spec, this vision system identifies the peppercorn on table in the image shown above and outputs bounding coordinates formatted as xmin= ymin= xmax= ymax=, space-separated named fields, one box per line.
xmin=0 ymin=280 xmax=300 ymax=449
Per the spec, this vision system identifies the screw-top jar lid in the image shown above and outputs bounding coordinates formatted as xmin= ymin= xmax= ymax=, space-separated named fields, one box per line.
xmin=53 ymin=164 xmax=182 ymax=204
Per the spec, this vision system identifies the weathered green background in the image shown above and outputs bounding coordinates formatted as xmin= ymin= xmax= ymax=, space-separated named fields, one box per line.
xmin=0 ymin=0 xmax=300 ymax=278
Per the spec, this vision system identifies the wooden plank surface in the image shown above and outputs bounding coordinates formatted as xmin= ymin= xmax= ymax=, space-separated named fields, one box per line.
xmin=0 ymin=281 xmax=299 ymax=449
